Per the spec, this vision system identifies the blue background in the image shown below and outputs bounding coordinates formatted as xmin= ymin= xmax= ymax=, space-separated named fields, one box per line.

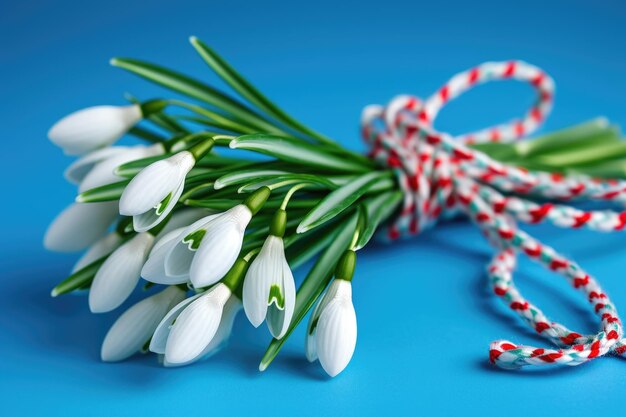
xmin=2 ymin=1 xmax=626 ymax=415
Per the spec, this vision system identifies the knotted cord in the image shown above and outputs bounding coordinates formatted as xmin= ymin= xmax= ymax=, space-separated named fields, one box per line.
xmin=362 ymin=61 xmax=626 ymax=369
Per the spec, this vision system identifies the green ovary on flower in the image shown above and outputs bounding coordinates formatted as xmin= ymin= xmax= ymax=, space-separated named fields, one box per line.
xmin=183 ymin=229 xmax=206 ymax=251
xmin=268 ymin=284 xmax=285 ymax=309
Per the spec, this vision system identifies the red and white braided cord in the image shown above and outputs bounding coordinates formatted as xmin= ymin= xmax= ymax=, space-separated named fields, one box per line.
xmin=362 ymin=60 xmax=626 ymax=369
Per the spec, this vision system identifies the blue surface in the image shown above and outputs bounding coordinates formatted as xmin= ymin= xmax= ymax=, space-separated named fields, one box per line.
xmin=2 ymin=1 xmax=626 ymax=415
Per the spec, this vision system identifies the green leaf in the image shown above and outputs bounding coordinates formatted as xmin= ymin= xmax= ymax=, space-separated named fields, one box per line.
xmin=355 ymin=191 xmax=403 ymax=250
xmin=76 ymin=179 xmax=130 ymax=203
xmin=230 ymin=134 xmax=373 ymax=173
xmin=111 ymin=57 xmax=280 ymax=134
xmin=297 ymin=171 xmax=391 ymax=233
xmin=214 ymin=169 xmax=289 ymax=190
xmin=515 ymin=118 xmax=616 ymax=157
xmin=128 ymin=126 xmax=167 ymax=143
xmin=115 ymin=154 xmax=173 ymax=177
xmin=237 ymin=174 xmax=338 ymax=193
xmin=259 ymin=211 xmax=358 ymax=371
xmin=185 ymin=197 xmax=320 ymax=211
xmin=190 ymin=37 xmax=335 ymax=146
xmin=51 ymin=256 xmax=107 ymax=296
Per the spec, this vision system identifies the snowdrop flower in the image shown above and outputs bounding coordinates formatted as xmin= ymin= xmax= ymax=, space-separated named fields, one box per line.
xmin=89 ymin=232 xmax=156 ymax=313
xmin=141 ymin=226 xmax=191 ymax=285
xmin=164 ymin=206 xmax=250 ymax=288
xmin=150 ymin=291 xmax=242 ymax=366
xmin=64 ymin=146 xmax=129 ymax=185
xmin=119 ymin=138 xmax=215 ymax=232
xmin=306 ymin=251 xmax=358 ymax=377
xmin=72 ymin=231 xmax=124 ymax=273
xmin=101 ymin=286 xmax=186 ymax=362
xmin=44 ymin=201 xmax=119 ymax=252
xmin=140 ymin=210 xmax=220 ymax=284
xmin=48 ymin=100 xmax=166 ymax=155
xmin=243 ymin=210 xmax=295 ymax=339
xmin=49 ymin=104 xmax=141 ymax=155
xmin=78 ymin=144 xmax=164 ymax=193
xmin=119 ymin=151 xmax=196 ymax=232
xmin=152 ymin=283 xmax=236 ymax=365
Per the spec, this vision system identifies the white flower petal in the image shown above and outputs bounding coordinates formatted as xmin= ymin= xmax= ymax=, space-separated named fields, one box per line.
xmin=149 ymin=292 xmax=202 ymax=354
xmin=266 ymin=259 xmax=296 ymax=339
xmin=72 ymin=232 xmax=123 ymax=273
xmin=163 ymin=215 xmax=219 ymax=279
xmin=89 ymin=233 xmax=155 ymax=313
xmin=64 ymin=146 xmax=129 ymax=185
xmin=101 ymin=286 xmax=185 ymax=362
xmin=141 ymin=227 xmax=188 ymax=285
xmin=48 ymin=105 xmax=142 ymax=155
xmin=189 ymin=205 xmax=251 ymax=288
xmin=165 ymin=295 xmax=241 ymax=366
xmin=131 ymin=180 xmax=184 ymax=232
xmin=156 ymin=208 xmax=211 ymax=240
xmin=243 ymin=236 xmax=283 ymax=327
xmin=164 ymin=284 xmax=231 ymax=365
xmin=44 ymin=202 xmax=118 ymax=252
xmin=119 ymin=151 xmax=194 ymax=216
xmin=315 ymin=285 xmax=357 ymax=377
xmin=79 ymin=144 xmax=163 ymax=193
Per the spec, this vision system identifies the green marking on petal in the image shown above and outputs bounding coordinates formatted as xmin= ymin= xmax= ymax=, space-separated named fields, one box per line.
xmin=183 ymin=229 xmax=206 ymax=251
xmin=268 ymin=284 xmax=285 ymax=310
xmin=155 ymin=192 xmax=173 ymax=216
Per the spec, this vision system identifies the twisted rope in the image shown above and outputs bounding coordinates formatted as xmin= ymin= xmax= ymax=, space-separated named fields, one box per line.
xmin=362 ymin=60 xmax=626 ymax=369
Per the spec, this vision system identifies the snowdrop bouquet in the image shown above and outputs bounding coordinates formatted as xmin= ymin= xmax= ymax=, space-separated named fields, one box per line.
xmin=46 ymin=37 xmax=626 ymax=377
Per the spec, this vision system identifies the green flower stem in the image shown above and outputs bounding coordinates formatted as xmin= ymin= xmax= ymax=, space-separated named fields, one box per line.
xmin=280 ymin=183 xmax=310 ymax=210
xmin=140 ymin=99 xmax=168 ymax=117
xmin=334 ymin=250 xmax=356 ymax=282
xmin=243 ymin=186 xmax=271 ymax=215
xmin=188 ymin=136 xmax=215 ymax=160
xmin=220 ymin=257 xmax=250 ymax=297
xmin=269 ymin=209 xmax=287 ymax=237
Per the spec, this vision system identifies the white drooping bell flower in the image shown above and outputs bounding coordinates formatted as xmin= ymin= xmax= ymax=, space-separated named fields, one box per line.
xmin=88 ymin=232 xmax=156 ymax=313
xmin=119 ymin=151 xmax=196 ymax=232
xmin=101 ymin=286 xmax=186 ymax=362
xmin=44 ymin=201 xmax=119 ymax=252
xmin=140 ymin=210 xmax=217 ymax=285
xmin=150 ymin=291 xmax=242 ymax=366
xmin=78 ymin=144 xmax=164 ymax=193
xmin=48 ymin=104 xmax=144 ymax=155
xmin=243 ymin=210 xmax=295 ymax=339
xmin=141 ymin=226 xmax=190 ymax=285
xmin=306 ymin=251 xmax=358 ymax=377
xmin=152 ymin=283 xmax=236 ymax=366
xmin=72 ymin=231 xmax=124 ymax=273
xmin=64 ymin=146 xmax=130 ymax=185
xmin=164 ymin=206 xmax=251 ymax=288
